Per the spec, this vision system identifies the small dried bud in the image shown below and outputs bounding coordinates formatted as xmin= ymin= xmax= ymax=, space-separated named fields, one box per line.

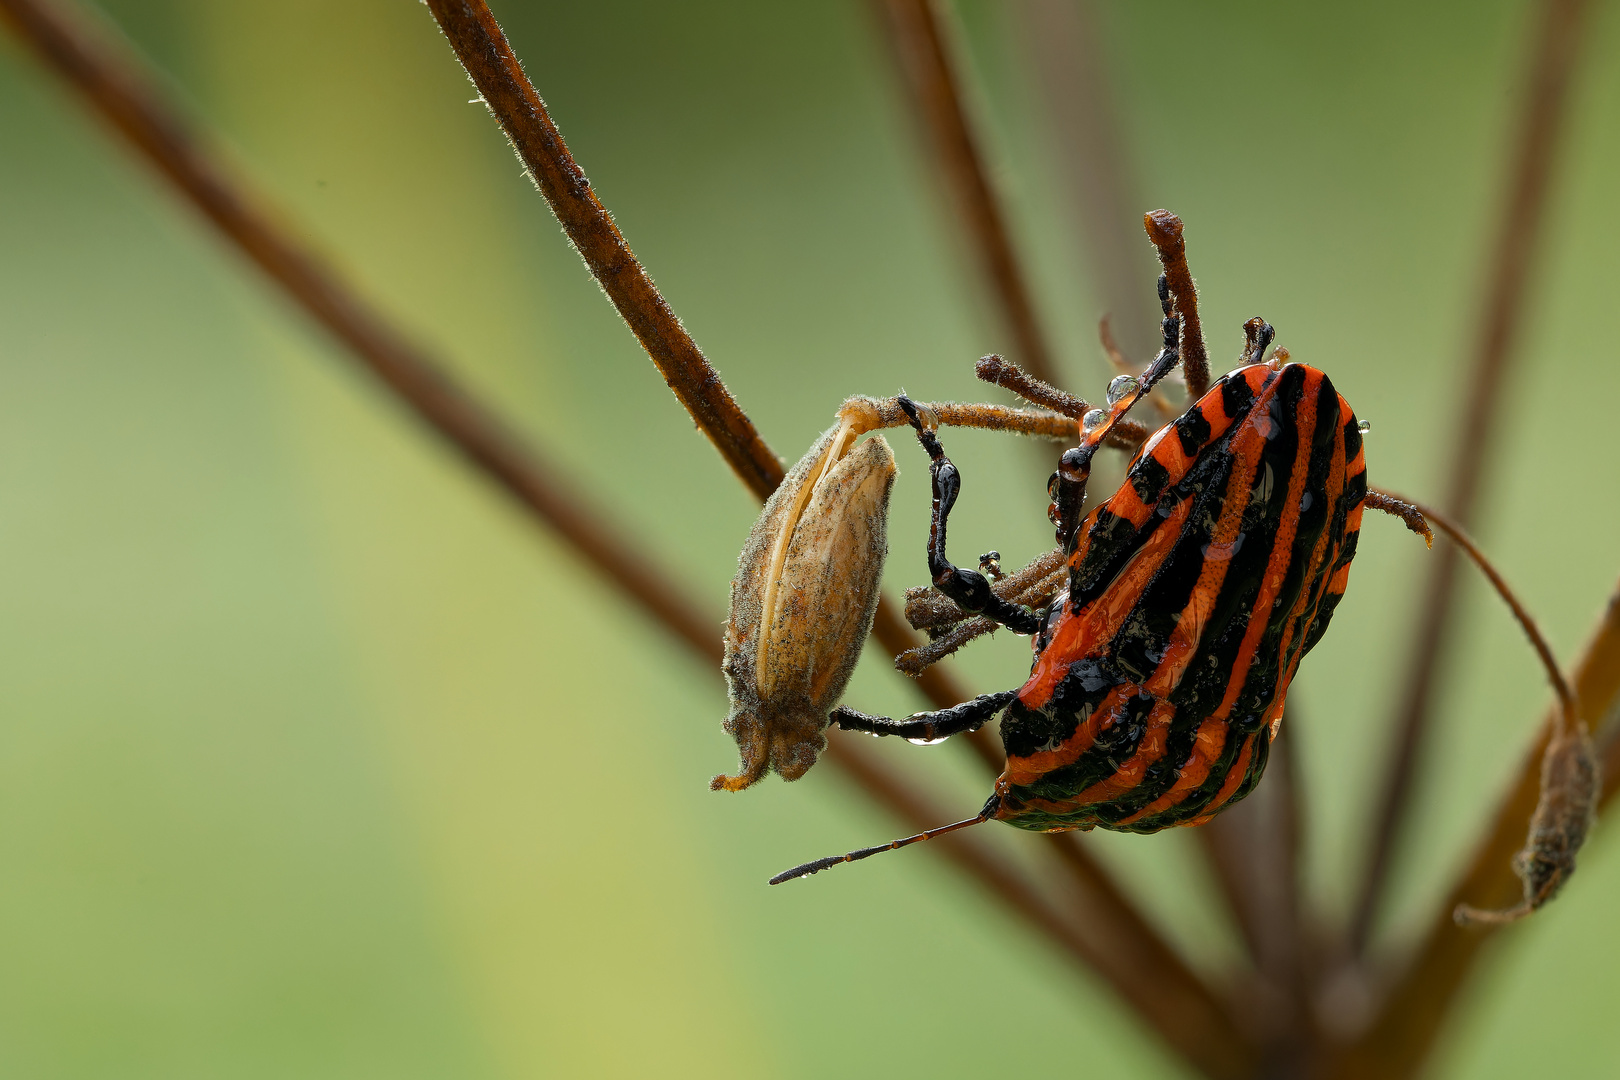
xmin=713 ymin=422 xmax=896 ymax=791
xmin=1455 ymin=722 xmax=1599 ymax=926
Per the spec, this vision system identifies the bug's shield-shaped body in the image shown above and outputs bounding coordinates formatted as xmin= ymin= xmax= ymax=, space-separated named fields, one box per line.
xmin=996 ymin=361 xmax=1367 ymax=833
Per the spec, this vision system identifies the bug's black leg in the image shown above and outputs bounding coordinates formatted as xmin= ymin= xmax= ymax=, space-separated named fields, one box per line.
xmin=1048 ymin=277 xmax=1185 ymax=555
xmin=830 ymin=689 xmax=1020 ymax=743
xmin=896 ymin=397 xmax=1042 ymax=635
xmin=1238 ymin=317 xmax=1275 ymax=366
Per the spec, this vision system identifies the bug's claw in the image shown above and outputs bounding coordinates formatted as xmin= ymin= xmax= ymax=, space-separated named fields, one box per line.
xmin=897 ymin=394 xmax=945 ymax=461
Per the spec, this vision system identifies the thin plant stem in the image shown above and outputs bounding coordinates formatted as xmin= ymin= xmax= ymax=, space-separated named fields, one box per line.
xmin=420 ymin=7 xmax=1256 ymax=1071
xmin=1009 ymin=0 xmax=1158 ymax=365
xmin=0 ymin=1 xmax=1252 ymax=1071
xmin=827 ymin=740 xmax=1257 ymax=1080
xmin=1143 ymin=210 xmax=1211 ymax=398
xmin=422 ymin=0 xmax=782 ymax=502
xmin=870 ymin=0 xmax=1062 ymax=387
xmin=975 ymin=354 xmax=1151 ymax=448
xmin=1368 ymin=490 xmax=1575 ymax=722
xmin=1325 ymin=579 xmax=1620 ymax=1080
xmin=0 ymin=0 xmax=725 ymax=656
xmin=1349 ymin=0 xmax=1592 ymax=953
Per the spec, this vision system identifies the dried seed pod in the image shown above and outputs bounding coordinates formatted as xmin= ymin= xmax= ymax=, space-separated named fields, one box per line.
xmin=1454 ymin=721 xmax=1599 ymax=926
xmin=712 ymin=422 xmax=896 ymax=791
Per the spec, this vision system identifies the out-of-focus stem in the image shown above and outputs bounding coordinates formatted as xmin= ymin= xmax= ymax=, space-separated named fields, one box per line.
xmin=1350 ymin=0 xmax=1592 ymax=954
xmin=870 ymin=0 xmax=1062 ymax=388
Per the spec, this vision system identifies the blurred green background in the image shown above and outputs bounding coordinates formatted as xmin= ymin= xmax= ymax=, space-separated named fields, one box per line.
xmin=1 ymin=1 xmax=1617 ymax=1076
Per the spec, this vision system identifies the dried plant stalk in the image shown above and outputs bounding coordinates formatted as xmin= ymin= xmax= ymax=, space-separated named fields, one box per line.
xmin=1327 ymin=579 xmax=1620 ymax=1080
xmin=1143 ymin=210 xmax=1211 ymax=398
xmin=871 ymin=0 xmax=1061 ymax=386
xmin=423 ymin=0 xmax=784 ymax=501
xmin=1351 ymin=0 xmax=1593 ymax=953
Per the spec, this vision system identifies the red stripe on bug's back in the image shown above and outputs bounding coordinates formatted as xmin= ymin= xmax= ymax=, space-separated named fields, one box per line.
xmin=1197 ymin=370 xmax=1321 ymax=725
xmin=1263 ymin=383 xmax=1354 ymax=731
xmin=1143 ymin=486 xmax=1249 ymax=699
xmin=1066 ymin=698 xmax=1178 ymax=805
xmin=1115 ymin=717 xmax=1228 ymax=825
xmin=1003 ymin=684 xmax=1135 ymax=786
xmin=1183 ymin=733 xmax=1258 ymax=828
xmin=1105 ymin=481 xmax=1155 ymax=530
xmin=1064 ymin=369 xmax=1251 ymax=575
xmin=1141 ymin=424 xmax=1191 ymax=477
xmin=1019 ymin=498 xmax=1195 ymax=711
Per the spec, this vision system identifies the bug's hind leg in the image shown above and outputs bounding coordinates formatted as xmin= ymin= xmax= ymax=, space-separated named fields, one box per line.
xmin=831 ymin=690 xmax=1020 ymax=743
xmin=897 ymin=396 xmax=1042 ymax=635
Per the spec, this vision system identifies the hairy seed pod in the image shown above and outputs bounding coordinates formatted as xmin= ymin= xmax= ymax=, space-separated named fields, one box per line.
xmin=1455 ymin=721 xmax=1599 ymax=926
xmin=712 ymin=423 xmax=896 ymax=792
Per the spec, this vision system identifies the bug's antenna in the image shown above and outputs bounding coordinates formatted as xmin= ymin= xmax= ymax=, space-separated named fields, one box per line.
xmin=1366 ymin=488 xmax=1574 ymax=724
xmin=768 ymin=795 xmax=1000 ymax=884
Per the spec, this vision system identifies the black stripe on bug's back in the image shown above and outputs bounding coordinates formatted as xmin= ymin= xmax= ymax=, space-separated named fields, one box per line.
xmin=1010 ymin=689 xmax=1157 ymax=808
xmin=1216 ymin=728 xmax=1273 ymax=813
xmin=1220 ymin=368 xmax=1256 ymax=419
xmin=1106 ymin=456 xmax=1237 ymax=687
xmin=1068 ymin=380 xmax=1261 ymax=605
xmin=1273 ymin=375 xmax=1356 ymax=673
xmin=1221 ymin=369 xmax=1340 ymax=731
xmin=1296 ymin=408 xmax=1370 ymax=656
xmin=1092 ymin=393 xmax=1305 ymax=827
xmin=1123 ymin=727 xmax=1262 ymax=833
xmin=1161 ymin=374 xmax=1301 ymax=710
xmin=1174 ymin=406 xmax=1213 ymax=460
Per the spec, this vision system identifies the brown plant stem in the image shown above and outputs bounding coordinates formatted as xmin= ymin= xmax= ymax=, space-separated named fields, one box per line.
xmin=4 ymin=0 xmax=1249 ymax=1070
xmin=1010 ymin=0 xmax=1159 ymax=365
xmin=1326 ymin=581 xmax=1620 ymax=1080
xmin=974 ymin=354 xmax=1151 ymax=448
xmin=827 ymin=739 xmax=1255 ymax=1080
xmin=1349 ymin=0 xmax=1591 ymax=954
xmin=1198 ymin=723 xmax=1311 ymax=1061
xmin=870 ymin=0 xmax=1061 ymax=387
xmin=0 ymin=0 xmax=727 ymax=657
xmin=421 ymin=0 xmax=783 ymax=502
xmin=1143 ymin=210 xmax=1211 ymax=399
xmin=413 ymin=0 xmax=993 ymax=762
xmin=422 ymin=7 xmax=1247 ymax=1071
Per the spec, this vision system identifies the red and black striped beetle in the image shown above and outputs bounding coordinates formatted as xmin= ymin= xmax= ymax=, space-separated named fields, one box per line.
xmin=774 ymin=269 xmax=1369 ymax=882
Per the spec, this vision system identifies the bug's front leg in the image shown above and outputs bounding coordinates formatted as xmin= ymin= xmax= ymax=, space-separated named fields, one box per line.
xmin=897 ymin=396 xmax=1042 ymax=635
xmin=830 ymin=690 xmax=1020 ymax=742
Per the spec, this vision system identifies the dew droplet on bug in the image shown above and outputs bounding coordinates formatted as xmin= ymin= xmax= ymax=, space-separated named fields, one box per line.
xmin=1083 ymin=408 xmax=1107 ymax=431
xmin=1357 ymin=419 xmax=1372 ymax=434
xmin=1106 ymin=374 xmax=1139 ymax=405
xmin=1201 ymin=533 xmax=1246 ymax=562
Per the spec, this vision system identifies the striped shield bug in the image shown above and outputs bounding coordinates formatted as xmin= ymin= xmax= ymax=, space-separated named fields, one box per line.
xmin=768 ymin=211 xmax=1589 ymax=893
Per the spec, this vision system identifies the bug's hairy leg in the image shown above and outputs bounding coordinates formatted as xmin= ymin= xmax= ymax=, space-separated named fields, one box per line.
xmin=830 ymin=690 xmax=1020 ymax=743
xmin=897 ymin=396 xmax=1042 ymax=635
